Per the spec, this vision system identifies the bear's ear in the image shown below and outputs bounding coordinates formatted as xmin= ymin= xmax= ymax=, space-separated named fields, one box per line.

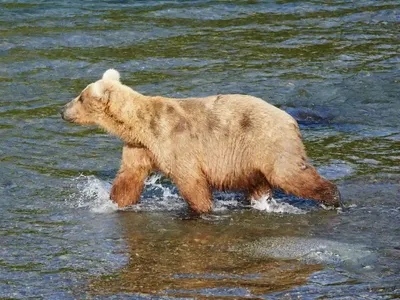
xmin=91 ymin=69 xmax=120 ymax=99
xmin=91 ymin=80 xmax=105 ymax=98
xmin=102 ymin=69 xmax=120 ymax=82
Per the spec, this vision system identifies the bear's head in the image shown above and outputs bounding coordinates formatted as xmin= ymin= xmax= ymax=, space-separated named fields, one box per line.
xmin=61 ymin=69 xmax=122 ymax=125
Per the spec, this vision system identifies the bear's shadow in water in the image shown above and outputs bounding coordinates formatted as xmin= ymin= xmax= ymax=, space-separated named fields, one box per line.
xmin=284 ymin=106 xmax=335 ymax=126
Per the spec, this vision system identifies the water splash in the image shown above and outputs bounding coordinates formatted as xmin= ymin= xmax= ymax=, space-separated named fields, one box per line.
xmin=213 ymin=198 xmax=241 ymax=212
xmin=67 ymin=175 xmax=306 ymax=215
xmin=250 ymin=196 xmax=306 ymax=214
xmin=68 ymin=175 xmax=118 ymax=213
xmin=129 ymin=174 xmax=187 ymax=212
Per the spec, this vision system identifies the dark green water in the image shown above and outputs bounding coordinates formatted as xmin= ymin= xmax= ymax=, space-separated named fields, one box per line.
xmin=1 ymin=1 xmax=399 ymax=299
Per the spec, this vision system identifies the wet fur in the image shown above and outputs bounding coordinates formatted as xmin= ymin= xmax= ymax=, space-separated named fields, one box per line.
xmin=61 ymin=70 xmax=341 ymax=213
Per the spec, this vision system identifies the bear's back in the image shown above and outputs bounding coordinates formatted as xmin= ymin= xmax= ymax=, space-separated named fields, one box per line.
xmin=176 ymin=94 xmax=298 ymax=138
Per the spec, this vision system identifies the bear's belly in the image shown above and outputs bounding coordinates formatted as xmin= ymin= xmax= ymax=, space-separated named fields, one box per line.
xmin=207 ymin=170 xmax=266 ymax=192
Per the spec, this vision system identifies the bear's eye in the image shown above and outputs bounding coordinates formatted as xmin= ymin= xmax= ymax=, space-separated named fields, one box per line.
xmin=78 ymin=96 xmax=84 ymax=103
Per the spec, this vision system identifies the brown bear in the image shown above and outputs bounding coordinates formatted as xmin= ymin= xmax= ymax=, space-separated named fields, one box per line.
xmin=61 ymin=69 xmax=341 ymax=213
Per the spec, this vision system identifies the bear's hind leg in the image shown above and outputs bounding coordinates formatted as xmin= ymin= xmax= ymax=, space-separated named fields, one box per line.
xmin=247 ymin=178 xmax=273 ymax=201
xmin=110 ymin=144 xmax=154 ymax=208
xmin=266 ymin=160 xmax=341 ymax=207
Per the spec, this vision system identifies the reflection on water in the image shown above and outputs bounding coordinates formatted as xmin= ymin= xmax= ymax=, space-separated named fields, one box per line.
xmin=88 ymin=213 xmax=321 ymax=298
xmin=1 ymin=0 xmax=400 ymax=298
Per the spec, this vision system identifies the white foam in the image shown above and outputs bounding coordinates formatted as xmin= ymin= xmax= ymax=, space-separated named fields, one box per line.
xmin=250 ymin=196 xmax=305 ymax=214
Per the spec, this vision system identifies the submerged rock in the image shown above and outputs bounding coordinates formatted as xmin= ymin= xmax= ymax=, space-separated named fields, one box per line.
xmin=239 ymin=237 xmax=376 ymax=269
xmin=285 ymin=107 xmax=334 ymax=125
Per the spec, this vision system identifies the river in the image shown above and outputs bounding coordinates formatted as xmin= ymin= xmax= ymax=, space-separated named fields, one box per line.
xmin=1 ymin=1 xmax=399 ymax=299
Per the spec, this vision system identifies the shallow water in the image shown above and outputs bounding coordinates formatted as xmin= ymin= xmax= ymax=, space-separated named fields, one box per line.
xmin=1 ymin=0 xmax=399 ymax=299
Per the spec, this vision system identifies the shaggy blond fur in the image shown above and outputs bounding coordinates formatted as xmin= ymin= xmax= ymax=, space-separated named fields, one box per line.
xmin=61 ymin=69 xmax=341 ymax=213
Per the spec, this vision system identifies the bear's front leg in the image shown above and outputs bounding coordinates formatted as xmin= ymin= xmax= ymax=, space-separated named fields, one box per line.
xmin=110 ymin=144 xmax=154 ymax=208
xmin=173 ymin=173 xmax=213 ymax=214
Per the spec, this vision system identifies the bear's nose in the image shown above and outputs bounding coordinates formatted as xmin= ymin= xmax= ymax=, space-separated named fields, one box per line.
xmin=60 ymin=105 xmax=67 ymax=119
xmin=60 ymin=107 xmax=64 ymax=118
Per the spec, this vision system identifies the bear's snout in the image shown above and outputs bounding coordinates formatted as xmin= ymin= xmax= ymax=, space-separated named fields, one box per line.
xmin=60 ymin=105 xmax=68 ymax=121
xmin=60 ymin=103 xmax=75 ymax=123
